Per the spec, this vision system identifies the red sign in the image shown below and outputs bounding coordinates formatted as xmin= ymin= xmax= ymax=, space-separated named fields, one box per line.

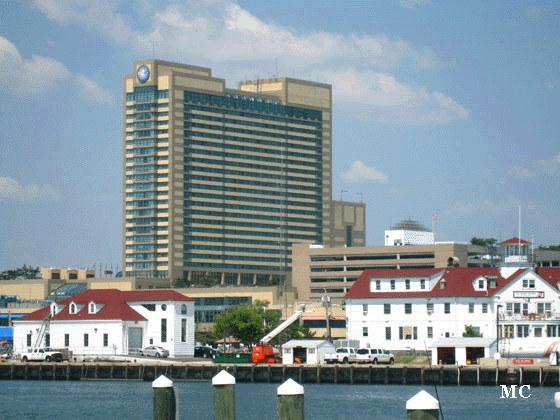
xmin=513 ymin=358 xmax=534 ymax=365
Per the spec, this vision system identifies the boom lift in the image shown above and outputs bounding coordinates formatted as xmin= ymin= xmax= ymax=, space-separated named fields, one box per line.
xmin=252 ymin=310 xmax=303 ymax=363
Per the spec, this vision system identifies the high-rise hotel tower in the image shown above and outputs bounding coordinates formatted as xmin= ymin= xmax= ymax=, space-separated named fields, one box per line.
xmin=123 ymin=60 xmax=365 ymax=284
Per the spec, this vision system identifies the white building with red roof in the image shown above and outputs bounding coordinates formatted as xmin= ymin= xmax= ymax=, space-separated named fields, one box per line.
xmin=13 ymin=289 xmax=194 ymax=358
xmin=344 ymin=238 xmax=560 ymax=363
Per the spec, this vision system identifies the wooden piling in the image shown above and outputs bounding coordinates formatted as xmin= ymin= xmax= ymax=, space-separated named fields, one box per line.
xmin=406 ymin=390 xmax=439 ymax=420
xmin=213 ymin=370 xmax=236 ymax=420
xmin=277 ymin=378 xmax=304 ymax=420
xmin=152 ymin=375 xmax=177 ymax=420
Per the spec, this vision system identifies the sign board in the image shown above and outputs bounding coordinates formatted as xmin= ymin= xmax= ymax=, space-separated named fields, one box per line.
xmin=513 ymin=358 xmax=534 ymax=365
xmin=513 ymin=291 xmax=544 ymax=299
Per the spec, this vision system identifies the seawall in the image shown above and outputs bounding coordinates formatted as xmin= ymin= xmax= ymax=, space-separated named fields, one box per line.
xmin=1 ymin=362 xmax=560 ymax=386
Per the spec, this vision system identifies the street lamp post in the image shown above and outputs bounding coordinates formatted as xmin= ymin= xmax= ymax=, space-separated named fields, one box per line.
xmin=496 ymin=304 xmax=503 ymax=358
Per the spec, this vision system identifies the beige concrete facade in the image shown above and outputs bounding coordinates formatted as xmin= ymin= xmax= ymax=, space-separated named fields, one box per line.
xmin=123 ymin=60 xmax=365 ymax=287
xmin=40 ymin=266 xmax=95 ymax=280
xmin=291 ymin=242 xmax=468 ymax=302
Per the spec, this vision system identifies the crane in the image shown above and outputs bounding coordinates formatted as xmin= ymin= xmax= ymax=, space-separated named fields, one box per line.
xmin=252 ymin=309 xmax=304 ymax=363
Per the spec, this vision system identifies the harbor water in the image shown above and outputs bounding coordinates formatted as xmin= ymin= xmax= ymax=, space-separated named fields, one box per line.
xmin=1 ymin=380 xmax=559 ymax=419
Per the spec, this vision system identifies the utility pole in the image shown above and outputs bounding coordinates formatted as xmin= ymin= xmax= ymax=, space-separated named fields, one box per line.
xmin=322 ymin=293 xmax=331 ymax=342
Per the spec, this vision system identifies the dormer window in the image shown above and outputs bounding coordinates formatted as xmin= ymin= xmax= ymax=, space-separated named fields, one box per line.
xmin=523 ymin=279 xmax=535 ymax=289
xmin=50 ymin=302 xmax=59 ymax=317
xmin=89 ymin=302 xmax=96 ymax=314
xmin=440 ymin=279 xmax=446 ymax=289
xmin=69 ymin=302 xmax=77 ymax=314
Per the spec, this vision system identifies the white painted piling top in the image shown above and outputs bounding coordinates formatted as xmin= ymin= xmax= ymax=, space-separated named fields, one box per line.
xmin=406 ymin=390 xmax=440 ymax=411
xmin=554 ymin=392 xmax=560 ymax=408
xmin=152 ymin=375 xmax=173 ymax=388
xmin=277 ymin=378 xmax=304 ymax=396
xmin=212 ymin=370 xmax=236 ymax=386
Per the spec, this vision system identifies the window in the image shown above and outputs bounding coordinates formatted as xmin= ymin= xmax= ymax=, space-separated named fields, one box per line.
xmin=517 ymin=325 xmax=529 ymax=338
xmin=385 ymin=327 xmax=391 ymax=340
xmin=161 ymin=304 xmax=167 ymax=311
xmin=469 ymin=303 xmax=474 ymax=313
xmin=362 ymin=327 xmax=368 ymax=337
xmin=89 ymin=302 xmax=95 ymax=314
xmin=534 ymin=327 xmax=543 ymax=338
xmin=514 ymin=303 xmax=521 ymax=314
xmin=142 ymin=304 xmax=156 ymax=311
xmin=427 ymin=326 xmax=433 ymax=339
xmin=64 ymin=334 xmax=69 ymax=347
xmin=390 ymin=279 xmax=395 ymax=290
xmin=405 ymin=279 xmax=410 ymax=290
xmin=523 ymin=279 xmax=535 ymax=289
xmin=384 ymin=304 xmax=391 ymax=315
xmin=420 ymin=279 xmax=425 ymax=290
xmin=506 ymin=302 xmax=513 ymax=312
xmin=45 ymin=333 xmax=50 ymax=347
xmin=405 ymin=303 xmax=412 ymax=314
xmin=181 ymin=319 xmax=187 ymax=342
xmin=399 ymin=326 xmax=414 ymax=340
xmin=444 ymin=303 xmax=451 ymax=314
xmin=482 ymin=303 xmax=488 ymax=314
xmin=376 ymin=280 xmax=381 ymax=290
xmin=478 ymin=279 xmax=484 ymax=289
xmin=27 ymin=334 xmax=32 ymax=347
xmin=70 ymin=303 xmax=77 ymax=314
xmin=427 ymin=302 xmax=434 ymax=314
xmin=547 ymin=325 xmax=557 ymax=337
xmin=363 ymin=304 xmax=368 ymax=315
xmin=503 ymin=325 xmax=514 ymax=338
xmin=181 ymin=304 xmax=187 ymax=315
xmin=84 ymin=334 xmax=89 ymax=347
xmin=161 ymin=318 xmax=167 ymax=342
xmin=103 ymin=333 xmax=108 ymax=347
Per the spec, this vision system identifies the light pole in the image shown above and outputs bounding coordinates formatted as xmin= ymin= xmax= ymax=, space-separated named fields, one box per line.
xmin=322 ymin=292 xmax=331 ymax=342
xmin=496 ymin=304 xmax=503 ymax=359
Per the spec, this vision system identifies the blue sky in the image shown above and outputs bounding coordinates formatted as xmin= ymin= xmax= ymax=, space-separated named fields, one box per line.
xmin=1 ymin=0 xmax=559 ymax=272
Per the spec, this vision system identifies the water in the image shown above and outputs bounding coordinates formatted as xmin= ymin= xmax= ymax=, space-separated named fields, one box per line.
xmin=0 ymin=380 xmax=558 ymax=419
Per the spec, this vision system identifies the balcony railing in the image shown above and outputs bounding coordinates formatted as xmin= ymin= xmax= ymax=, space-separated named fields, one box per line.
xmin=498 ymin=311 xmax=559 ymax=322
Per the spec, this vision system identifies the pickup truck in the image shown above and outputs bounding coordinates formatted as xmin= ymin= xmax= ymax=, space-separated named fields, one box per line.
xmin=324 ymin=347 xmax=359 ymax=364
xmin=19 ymin=347 xmax=64 ymax=362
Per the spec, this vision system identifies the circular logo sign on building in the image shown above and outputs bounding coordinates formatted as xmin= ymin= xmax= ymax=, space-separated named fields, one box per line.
xmin=137 ymin=65 xmax=150 ymax=83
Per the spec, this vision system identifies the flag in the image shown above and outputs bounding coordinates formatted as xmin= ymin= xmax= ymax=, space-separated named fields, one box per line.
xmin=433 ymin=214 xmax=439 ymax=219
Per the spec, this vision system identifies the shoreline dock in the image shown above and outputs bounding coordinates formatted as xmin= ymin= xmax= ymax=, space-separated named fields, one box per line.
xmin=1 ymin=362 xmax=559 ymax=386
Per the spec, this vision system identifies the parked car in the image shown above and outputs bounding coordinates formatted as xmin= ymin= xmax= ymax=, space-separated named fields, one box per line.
xmin=140 ymin=345 xmax=169 ymax=358
xmin=194 ymin=346 xmax=220 ymax=359
xmin=356 ymin=348 xmax=394 ymax=364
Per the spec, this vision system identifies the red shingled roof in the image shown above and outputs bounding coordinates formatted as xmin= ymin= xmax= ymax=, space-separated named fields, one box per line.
xmin=344 ymin=267 xmax=529 ymax=299
xmin=500 ymin=237 xmax=531 ymax=245
xmin=16 ymin=289 xmax=192 ymax=322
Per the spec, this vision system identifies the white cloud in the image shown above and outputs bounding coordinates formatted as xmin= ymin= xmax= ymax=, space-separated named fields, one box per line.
xmin=76 ymin=75 xmax=114 ymax=104
xmin=524 ymin=6 xmax=542 ymax=20
xmin=0 ymin=177 xmax=62 ymax=202
xmin=325 ymin=69 xmax=468 ymax=124
xmin=508 ymin=165 xmax=535 ymax=180
xmin=400 ymin=0 xmax=432 ymax=9
xmin=0 ymin=36 xmax=114 ymax=104
xmin=0 ymin=36 xmax=71 ymax=94
xmin=341 ymin=161 xmax=389 ymax=183
xmin=31 ymin=0 xmax=466 ymax=124
xmin=538 ymin=153 xmax=560 ymax=174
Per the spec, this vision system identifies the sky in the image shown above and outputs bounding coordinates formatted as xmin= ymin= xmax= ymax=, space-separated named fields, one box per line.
xmin=1 ymin=0 xmax=559 ymax=272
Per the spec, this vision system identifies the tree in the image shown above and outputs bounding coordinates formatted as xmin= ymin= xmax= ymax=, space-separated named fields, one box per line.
xmin=539 ymin=244 xmax=560 ymax=251
xmin=213 ymin=300 xmax=280 ymax=349
xmin=0 ymin=264 xmax=40 ymax=280
xmin=463 ymin=325 xmax=482 ymax=337
xmin=470 ymin=237 xmax=497 ymax=247
xmin=173 ymin=274 xmax=191 ymax=288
